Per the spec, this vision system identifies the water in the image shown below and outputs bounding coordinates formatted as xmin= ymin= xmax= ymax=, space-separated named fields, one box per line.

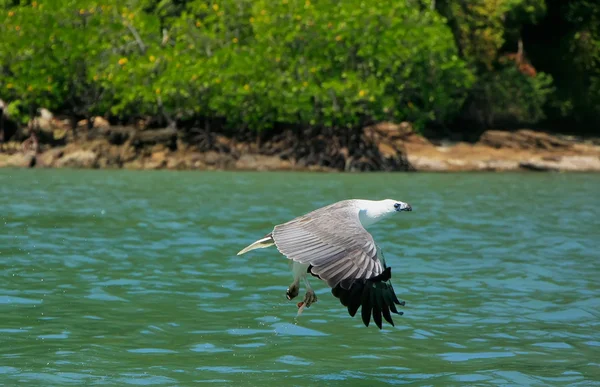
xmin=1 ymin=169 xmax=599 ymax=386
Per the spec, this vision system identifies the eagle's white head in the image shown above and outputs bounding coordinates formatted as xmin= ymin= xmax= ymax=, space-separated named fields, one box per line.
xmin=357 ymin=199 xmax=412 ymax=228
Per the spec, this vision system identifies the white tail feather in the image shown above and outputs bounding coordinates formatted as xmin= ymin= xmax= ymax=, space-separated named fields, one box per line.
xmin=237 ymin=235 xmax=274 ymax=255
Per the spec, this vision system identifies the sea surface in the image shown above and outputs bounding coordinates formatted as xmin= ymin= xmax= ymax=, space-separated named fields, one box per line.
xmin=1 ymin=169 xmax=599 ymax=386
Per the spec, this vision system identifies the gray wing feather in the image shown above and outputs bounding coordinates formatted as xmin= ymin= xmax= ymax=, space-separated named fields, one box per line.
xmin=272 ymin=200 xmax=384 ymax=289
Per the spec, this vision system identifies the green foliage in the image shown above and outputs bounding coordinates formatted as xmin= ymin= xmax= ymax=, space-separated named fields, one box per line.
xmin=561 ymin=0 xmax=600 ymax=127
xmin=192 ymin=0 xmax=474 ymax=131
xmin=518 ymin=0 xmax=600 ymax=131
xmin=0 ymin=0 xmax=596 ymax=135
xmin=0 ymin=0 xmax=472 ymax=133
xmin=436 ymin=0 xmax=545 ymax=69
xmin=435 ymin=0 xmax=553 ymax=128
xmin=0 ymin=0 xmax=154 ymax=120
xmin=6 ymin=100 xmax=28 ymax=124
xmin=466 ymin=64 xmax=553 ymax=127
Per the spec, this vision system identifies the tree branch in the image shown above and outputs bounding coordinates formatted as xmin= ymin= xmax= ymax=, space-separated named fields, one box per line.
xmin=126 ymin=22 xmax=147 ymax=54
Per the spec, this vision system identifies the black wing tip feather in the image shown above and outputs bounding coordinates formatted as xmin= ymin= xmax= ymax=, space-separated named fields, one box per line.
xmin=331 ymin=267 xmax=405 ymax=329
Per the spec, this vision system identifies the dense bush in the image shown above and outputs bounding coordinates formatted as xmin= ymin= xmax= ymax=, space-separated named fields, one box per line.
xmin=434 ymin=0 xmax=554 ymax=129
xmin=523 ymin=0 xmax=600 ymax=131
xmin=462 ymin=64 xmax=553 ymax=128
xmin=435 ymin=0 xmax=546 ymax=70
xmin=1 ymin=0 xmax=472 ymax=132
xmin=0 ymin=0 xmax=597 ymax=136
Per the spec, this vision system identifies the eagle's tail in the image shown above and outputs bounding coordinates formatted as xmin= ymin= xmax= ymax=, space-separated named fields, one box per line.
xmin=237 ymin=233 xmax=275 ymax=255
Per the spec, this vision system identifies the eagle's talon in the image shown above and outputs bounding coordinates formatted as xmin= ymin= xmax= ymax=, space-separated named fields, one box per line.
xmin=296 ymin=291 xmax=317 ymax=317
xmin=286 ymin=284 xmax=299 ymax=300
xmin=302 ymin=290 xmax=317 ymax=308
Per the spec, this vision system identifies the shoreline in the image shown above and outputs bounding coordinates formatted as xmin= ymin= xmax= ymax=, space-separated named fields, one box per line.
xmin=1 ymin=123 xmax=599 ymax=172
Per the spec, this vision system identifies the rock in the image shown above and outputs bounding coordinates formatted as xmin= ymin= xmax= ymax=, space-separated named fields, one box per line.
xmin=0 ymin=152 xmax=35 ymax=168
xmin=367 ymin=122 xmax=409 ymax=140
xmin=151 ymin=150 xmax=168 ymax=162
xmin=39 ymin=108 xmax=54 ymax=120
xmin=30 ymin=108 xmax=72 ymax=135
xmin=119 ymin=144 xmax=138 ymax=163
xmin=479 ymin=129 xmax=572 ymax=150
xmin=348 ymin=156 xmax=376 ymax=172
xmin=352 ymin=123 xmax=413 ymax=170
xmin=31 ymin=117 xmax=53 ymax=132
xmin=143 ymin=160 xmax=164 ymax=169
xmin=4 ymin=119 xmax=599 ymax=173
xmin=406 ymin=155 xmax=449 ymax=171
xmin=36 ymin=147 xmax=65 ymax=168
xmin=56 ymin=150 xmax=98 ymax=168
xmin=235 ymin=154 xmax=292 ymax=171
xmin=192 ymin=151 xmax=236 ymax=169
xmin=446 ymin=158 xmax=467 ymax=167
xmin=150 ymin=144 xmax=167 ymax=153
xmin=132 ymin=128 xmax=177 ymax=148
xmin=166 ymin=152 xmax=206 ymax=170
xmin=165 ymin=156 xmax=187 ymax=170
xmin=98 ymin=126 xmax=136 ymax=145
xmin=480 ymin=160 xmax=520 ymax=171
xmin=377 ymin=142 xmax=398 ymax=158
xmin=76 ymin=139 xmax=130 ymax=164
xmin=52 ymin=128 xmax=69 ymax=141
xmin=214 ymin=135 xmax=232 ymax=151
xmin=77 ymin=119 xmax=89 ymax=128
xmin=520 ymin=156 xmax=600 ymax=172
xmin=93 ymin=116 xmax=110 ymax=129
xmin=365 ymin=121 xmax=430 ymax=146
xmin=97 ymin=148 xmax=123 ymax=168
xmin=1 ymin=141 xmax=22 ymax=153
xmin=558 ymin=156 xmax=600 ymax=171
xmin=135 ymin=118 xmax=151 ymax=130
xmin=519 ymin=160 xmax=559 ymax=171
xmin=203 ymin=151 xmax=221 ymax=166
xmin=123 ymin=159 xmax=144 ymax=170
xmin=406 ymin=153 xmax=523 ymax=172
xmin=144 ymin=151 xmax=168 ymax=169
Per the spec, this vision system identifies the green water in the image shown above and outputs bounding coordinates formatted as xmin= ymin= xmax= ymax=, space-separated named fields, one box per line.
xmin=1 ymin=170 xmax=599 ymax=386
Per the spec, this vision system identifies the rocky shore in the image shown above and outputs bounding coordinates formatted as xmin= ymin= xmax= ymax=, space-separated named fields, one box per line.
xmin=405 ymin=128 xmax=600 ymax=172
xmin=1 ymin=121 xmax=599 ymax=172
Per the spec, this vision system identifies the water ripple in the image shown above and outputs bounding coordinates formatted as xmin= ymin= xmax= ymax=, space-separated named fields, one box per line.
xmin=1 ymin=170 xmax=599 ymax=385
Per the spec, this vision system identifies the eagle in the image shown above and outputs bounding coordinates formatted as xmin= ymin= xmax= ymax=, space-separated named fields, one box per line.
xmin=237 ymin=199 xmax=412 ymax=329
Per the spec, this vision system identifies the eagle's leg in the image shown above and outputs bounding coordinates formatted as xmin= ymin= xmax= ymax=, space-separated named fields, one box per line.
xmin=301 ymin=276 xmax=317 ymax=308
xmin=286 ymin=261 xmax=307 ymax=300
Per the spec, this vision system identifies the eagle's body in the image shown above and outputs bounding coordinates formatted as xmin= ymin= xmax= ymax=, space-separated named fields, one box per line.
xmin=237 ymin=199 xmax=412 ymax=329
